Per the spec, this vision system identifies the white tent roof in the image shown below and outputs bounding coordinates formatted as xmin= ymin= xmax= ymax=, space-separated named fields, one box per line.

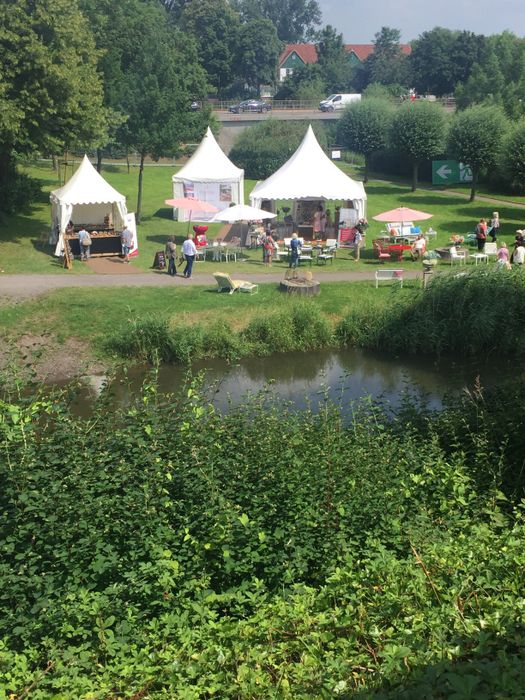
xmin=173 ymin=126 xmax=243 ymax=183
xmin=250 ymin=125 xmax=366 ymax=202
xmin=50 ymin=154 xmax=126 ymax=205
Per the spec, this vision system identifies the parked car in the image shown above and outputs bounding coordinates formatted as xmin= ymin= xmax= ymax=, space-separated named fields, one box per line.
xmin=319 ymin=94 xmax=361 ymax=112
xmin=190 ymin=100 xmax=201 ymax=111
xmin=229 ymin=99 xmax=272 ymax=114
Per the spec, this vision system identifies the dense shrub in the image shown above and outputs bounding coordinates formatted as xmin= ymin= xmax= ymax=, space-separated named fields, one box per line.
xmin=108 ymin=301 xmax=334 ymax=363
xmin=337 ymin=268 xmax=525 ymax=356
xmin=1 ymin=377 xmax=525 ymax=696
xmin=0 ymin=167 xmax=41 ymax=215
xmin=229 ymin=120 xmax=329 ymax=179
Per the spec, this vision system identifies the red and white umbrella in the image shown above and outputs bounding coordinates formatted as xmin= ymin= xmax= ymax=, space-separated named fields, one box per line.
xmin=373 ymin=206 xmax=433 ymax=223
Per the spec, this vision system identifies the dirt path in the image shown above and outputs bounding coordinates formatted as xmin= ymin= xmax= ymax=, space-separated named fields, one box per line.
xmin=0 ymin=268 xmax=422 ymax=301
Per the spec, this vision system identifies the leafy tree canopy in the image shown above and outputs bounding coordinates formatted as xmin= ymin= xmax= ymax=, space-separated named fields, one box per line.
xmin=499 ymin=119 xmax=525 ymax=190
xmin=390 ymin=101 xmax=448 ymax=190
xmin=337 ymin=98 xmax=394 ymax=181
xmin=232 ymin=0 xmax=321 ymax=42
xmin=363 ymin=26 xmax=411 ymax=88
xmin=448 ymin=104 xmax=508 ymax=200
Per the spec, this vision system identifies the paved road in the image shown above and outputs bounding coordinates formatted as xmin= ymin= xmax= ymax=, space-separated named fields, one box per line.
xmin=0 ymin=269 xmax=422 ymax=301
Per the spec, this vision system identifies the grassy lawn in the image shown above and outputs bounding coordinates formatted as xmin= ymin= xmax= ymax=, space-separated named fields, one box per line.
xmin=1 ymin=159 xmax=525 ymax=275
xmin=0 ymin=280 xmax=415 ymax=354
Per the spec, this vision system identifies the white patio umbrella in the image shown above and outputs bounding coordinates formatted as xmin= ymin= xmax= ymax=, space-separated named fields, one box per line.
xmin=212 ymin=204 xmax=277 ymax=247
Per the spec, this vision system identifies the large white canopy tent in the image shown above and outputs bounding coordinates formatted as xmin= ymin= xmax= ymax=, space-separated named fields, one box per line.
xmin=172 ymin=126 xmax=244 ymax=222
xmin=51 ymin=155 xmax=128 ymax=256
xmin=249 ymin=125 xmax=367 ymax=222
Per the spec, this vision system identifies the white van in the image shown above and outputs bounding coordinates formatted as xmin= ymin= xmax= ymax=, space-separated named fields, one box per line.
xmin=319 ymin=93 xmax=361 ymax=112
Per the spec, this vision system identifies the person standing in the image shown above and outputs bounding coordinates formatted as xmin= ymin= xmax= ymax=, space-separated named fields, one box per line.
xmin=263 ymin=231 xmax=276 ymax=267
xmin=489 ymin=212 xmax=500 ymax=242
xmin=313 ymin=205 xmax=325 ymax=240
xmin=182 ymin=232 xmax=197 ymax=278
xmin=77 ymin=227 xmax=91 ymax=261
xmin=289 ymin=232 xmax=301 ymax=268
xmin=165 ymin=236 xmax=177 ymax=276
xmin=120 ymin=225 xmax=133 ymax=263
xmin=475 ymin=218 xmax=487 ymax=252
xmin=497 ymin=241 xmax=510 ymax=268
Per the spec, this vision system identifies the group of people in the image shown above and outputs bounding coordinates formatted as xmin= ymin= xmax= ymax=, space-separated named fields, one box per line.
xmin=75 ymin=225 xmax=133 ymax=262
xmin=164 ymin=232 xmax=198 ymax=278
xmin=475 ymin=212 xmax=500 ymax=250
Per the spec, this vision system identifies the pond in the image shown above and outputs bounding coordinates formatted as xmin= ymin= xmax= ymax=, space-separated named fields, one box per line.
xmin=72 ymin=348 xmax=513 ymax=417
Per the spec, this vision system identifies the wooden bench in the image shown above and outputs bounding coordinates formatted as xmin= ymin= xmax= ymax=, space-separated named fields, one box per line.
xmin=375 ymin=269 xmax=404 ymax=288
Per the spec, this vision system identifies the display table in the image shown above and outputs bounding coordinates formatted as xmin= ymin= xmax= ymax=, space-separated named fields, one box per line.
xmin=67 ymin=231 xmax=121 ymax=258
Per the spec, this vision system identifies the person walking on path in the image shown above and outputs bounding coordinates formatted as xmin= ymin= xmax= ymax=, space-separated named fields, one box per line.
xmin=182 ymin=232 xmax=197 ymax=278
xmin=165 ymin=236 xmax=177 ymax=276
xmin=120 ymin=225 xmax=133 ymax=263
xmin=77 ymin=227 xmax=92 ymax=261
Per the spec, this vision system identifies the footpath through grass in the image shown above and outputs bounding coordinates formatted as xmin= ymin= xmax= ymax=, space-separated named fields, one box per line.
xmin=1 ymin=160 xmax=525 ymax=274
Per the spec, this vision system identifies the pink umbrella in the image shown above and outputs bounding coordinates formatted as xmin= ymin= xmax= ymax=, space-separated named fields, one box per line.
xmin=165 ymin=197 xmax=219 ymax=233
xmin=373 ymin=206 xmax=433 ymax=223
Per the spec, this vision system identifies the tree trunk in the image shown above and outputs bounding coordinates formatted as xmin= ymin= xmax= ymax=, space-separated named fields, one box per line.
xmin=136 ymin=151 xmax=145 ymax=224
xmin=0 ymin=150 xmax=11 ymax=191
xmin=96 ymin=148 xmax=103 ymax=173
xmin=469 ymin=167 xmax=478 ymax=202
xmin=126 ymin=154 xmax=130 ymax=174
xmin=364 ymin=154 xmax=369 ymax=183
xmin=411 ymin=161 xmax=419 ymax=192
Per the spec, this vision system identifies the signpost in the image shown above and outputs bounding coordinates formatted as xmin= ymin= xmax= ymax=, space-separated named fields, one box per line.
xmin=432 ymin=160 xmax=472 ymax=185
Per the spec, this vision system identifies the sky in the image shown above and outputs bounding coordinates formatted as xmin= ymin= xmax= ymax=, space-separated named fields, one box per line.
xmin=318 ymin=0 xmax=525 ymax=43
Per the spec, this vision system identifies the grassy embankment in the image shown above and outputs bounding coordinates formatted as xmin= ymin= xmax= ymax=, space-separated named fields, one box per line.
xmin=1 ymin=159 xmax=524 ymax=275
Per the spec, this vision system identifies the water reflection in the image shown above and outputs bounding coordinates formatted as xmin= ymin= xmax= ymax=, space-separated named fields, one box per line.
xmin=68 ymin=348 xmax=514 ymax=417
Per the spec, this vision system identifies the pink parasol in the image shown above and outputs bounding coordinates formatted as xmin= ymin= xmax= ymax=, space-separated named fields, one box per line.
xmin=165 ymin=197 xmax=219 ymax=233
xmin=373 ymin=206 xmax=433 ymax=223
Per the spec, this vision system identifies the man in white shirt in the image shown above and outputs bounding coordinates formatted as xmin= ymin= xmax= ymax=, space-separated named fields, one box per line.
xmin=182 ymin=233 xmax=197 ymax=278
xmin=411 ymin=234 xmax=426 ymax=260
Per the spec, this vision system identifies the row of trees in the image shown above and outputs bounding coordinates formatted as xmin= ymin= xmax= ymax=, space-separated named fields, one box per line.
xmin=278 ymin=25 xmax=525 ymax=122
xmin=337 ymin=98 xmax=525 ymax=199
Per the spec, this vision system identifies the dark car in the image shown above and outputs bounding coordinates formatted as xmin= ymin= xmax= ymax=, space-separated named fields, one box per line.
xmin=229 ymin=99 xmax=271 ymax=114
xmin=190 ymin=100 xmax=201 ymax=111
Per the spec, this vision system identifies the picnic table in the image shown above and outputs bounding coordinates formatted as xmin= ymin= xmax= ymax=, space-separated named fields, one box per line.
xmin=387 ymin=244 xmax=412 ymax=261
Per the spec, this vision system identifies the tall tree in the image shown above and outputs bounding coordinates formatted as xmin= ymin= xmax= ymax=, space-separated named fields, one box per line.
xmin=410 ymin=27 xmax=460 ymax=96
xmin=111 ymin=5 xmax=208 ymax=221
xmin=337 ymin=99 xmax=394 ymax=182
xmin=236 ymin=18 xmax=282 ymax=92
xmin=390 ymin=101 xmax=447 ymax=191
xmin=181 ymin=0 xmax=240 ymax=93
xmin=448 ymin=105 xmax=508 ymax=201
xmin=499 ymin=119 xmax=525 ymax=190
xmin=232 ymin=0 xmax=321 ymax=42
xmin=316 ymin=25 xmax=353 ymax=92
xmin=0 ymin=0 xmax=107 ymax=203
xmin=363 ymin=27 xmax=411 ymax=88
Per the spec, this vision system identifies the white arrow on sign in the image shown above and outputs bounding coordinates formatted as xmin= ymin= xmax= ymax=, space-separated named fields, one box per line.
xmin=437 ymin=165 xmax=452 ymax=179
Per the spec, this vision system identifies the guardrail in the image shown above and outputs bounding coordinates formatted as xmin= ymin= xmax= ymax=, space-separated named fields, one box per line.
xmin=211 ymin=97 xmax=456 ymax=111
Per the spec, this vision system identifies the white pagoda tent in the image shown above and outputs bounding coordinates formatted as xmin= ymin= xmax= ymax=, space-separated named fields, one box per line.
xmin=51 ymin=155 xmax=128 ymax=255
xmin=172 ymin=127 xmax=244 ymax=222
xmin=250 ymin=125 xmax=367 ymax=222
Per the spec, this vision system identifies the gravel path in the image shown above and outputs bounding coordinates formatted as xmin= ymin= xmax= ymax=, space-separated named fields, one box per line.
xmin=0 ymin=269 xmax=422 ymax=301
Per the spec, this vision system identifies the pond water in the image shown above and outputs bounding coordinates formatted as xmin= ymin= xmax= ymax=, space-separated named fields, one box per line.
xmin=73 ymin=348 xmax=513 ymax=417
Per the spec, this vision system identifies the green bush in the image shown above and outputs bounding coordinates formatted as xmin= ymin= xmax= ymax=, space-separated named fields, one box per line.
xmin=229 ymin=120 xmax=329 ymax=179
xmin=1 ymin=380 xmax=525 ymax=696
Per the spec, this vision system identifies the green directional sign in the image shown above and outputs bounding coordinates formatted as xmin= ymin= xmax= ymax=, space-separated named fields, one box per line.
xmin=432 ymin=160 xmax=473 ymax=185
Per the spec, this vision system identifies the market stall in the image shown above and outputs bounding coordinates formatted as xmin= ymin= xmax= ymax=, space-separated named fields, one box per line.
xmin=249 ymin=125 xmax=366 ymax=238
xmin=172 ymin=127 xmax=244 ymax=222
xmin=51 ymin=155 xmax=131 ymax=259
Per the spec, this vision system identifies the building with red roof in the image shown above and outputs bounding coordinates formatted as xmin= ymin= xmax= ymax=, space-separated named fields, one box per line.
xmin=278 ymin=42 xmax=411 ymax=81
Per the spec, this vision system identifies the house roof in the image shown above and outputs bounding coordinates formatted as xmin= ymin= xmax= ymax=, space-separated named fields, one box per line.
xmin=249 ymin=125 xmax=366 ymax=203
xmin=278 ymin=43 xmax=318 ymax=66
xmin=345 ymin=43 xmax=412 ymax=60
xmin=278 ymin=42 xmax=411 ymax=67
